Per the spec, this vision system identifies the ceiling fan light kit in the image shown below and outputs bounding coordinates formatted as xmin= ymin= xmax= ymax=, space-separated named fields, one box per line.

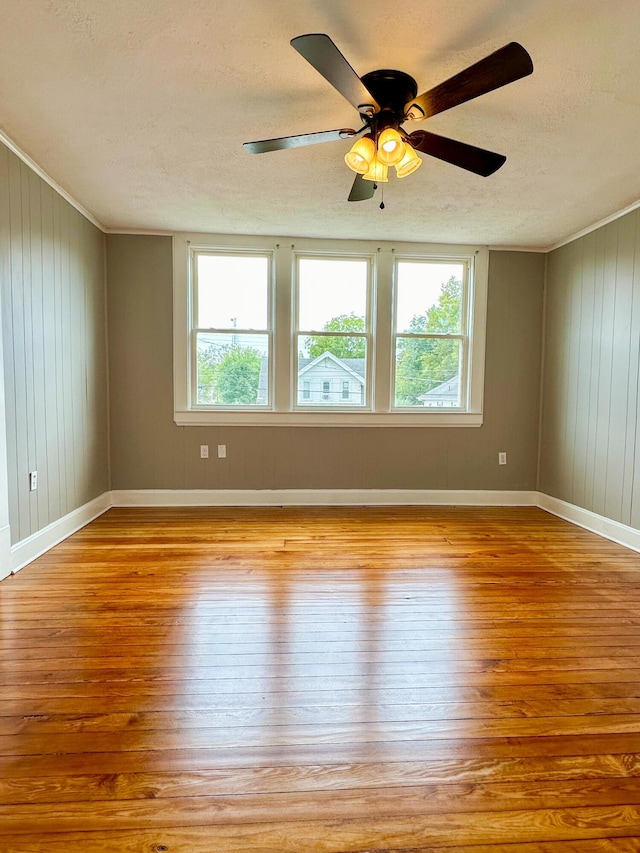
xmin=344 ymin=135 xmax=376 ymax=174
xmin=243 ymin=33 xmax=533 ymax=202
xmin=375 ymin=128 xmax=406 ymax=166
xmin=362 ymin=155 xmax=389 ymax=183
xmin=395 ymin=144 xmax=423 ymax=178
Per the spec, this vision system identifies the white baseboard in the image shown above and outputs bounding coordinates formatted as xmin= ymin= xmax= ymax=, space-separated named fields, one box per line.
xmin=6 ymin=489 xmax=640 ymax=577
xmin=10 ymin=493 xmax=112 ymax=574
xmin=537 ymin=493 xmax=640 ymax=554
xmin=110 ymin=488 xmax=539 ymax=507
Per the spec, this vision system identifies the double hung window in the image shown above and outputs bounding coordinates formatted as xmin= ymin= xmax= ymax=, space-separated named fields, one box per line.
xmin=295 ymin=255 xmax=371 ymax=409
xmin=173 ymin=235 xmax=487 ymax=426
xmin=193 ymin=251 xmax=271 ymax=407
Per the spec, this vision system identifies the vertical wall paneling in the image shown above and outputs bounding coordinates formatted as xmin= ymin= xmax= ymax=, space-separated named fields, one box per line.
xmin=0 ymin=141 xmax=109 ymax=547
xmin=584 ymin=228 xmax=605 ymax=509
xmin=29 ymin=167 xmax=48 ymax=531
xmin=606 ymin=214 xmax=634 ymax=521
xmin=41 ymin=182 xmax=60 ymax=522
xmin=594 ymin=222 xmax=619 ymax=517
xmin=625 ymin=214 xmax=640 ymax=525
xmin=0 ymin=147 xmax=17 ymax=546
xmin=540 ymin=208 xmax=640 ymax=530
xmin=562 ymin=238 xmax=581 ymax=503
xmin=571 ymin=232 xmax=592 ymax=508
xmin=0 ymin=148 xmax=12 ymax=574
xmin=8 ymin=155 xmax=29 ymax=539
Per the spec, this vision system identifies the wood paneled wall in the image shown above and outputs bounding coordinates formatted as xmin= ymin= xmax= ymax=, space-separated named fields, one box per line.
xmin=107 ymin=236 xmax=544 ymax=492
xmin=0 ymin=143 xmax=109 ymax=545
xmin=539 ymin=209 xmax=640 ymax=528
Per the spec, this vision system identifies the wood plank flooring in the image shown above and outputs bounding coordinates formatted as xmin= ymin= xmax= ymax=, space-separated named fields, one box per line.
xmin=1 ymin=505 xmax=640 ymax=851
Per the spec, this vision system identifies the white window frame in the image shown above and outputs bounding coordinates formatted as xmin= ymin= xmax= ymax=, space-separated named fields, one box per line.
xmin=293 ymin=250 xmax=373 ymax=412
xmin=191 ymin=247 xmax=273 ymax=410
xmin=392 ymin=255 xmax=471 ymax=412
xmin=173 ymin=234 xmax=488 ymax=427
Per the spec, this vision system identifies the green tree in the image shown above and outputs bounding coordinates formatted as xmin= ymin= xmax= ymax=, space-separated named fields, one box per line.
xmin=395 ymin=276 xmax=462 ymax=406
xmin=214 ymin=346 xmax=262 ymax=404
xmin=196 ymin=343 xmax=221 ymax=403
xmin=305 ymin=313 xmax=366 ymax=358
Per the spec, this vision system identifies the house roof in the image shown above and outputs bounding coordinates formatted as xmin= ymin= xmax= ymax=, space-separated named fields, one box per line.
xmin=1 ymin=1 xmax=639 ymax=249
xmin=257 ymin=352 xmax=365 ymax=402
xmin=419 ymin=374 xmax=459 ymax=401
xmin=299 ymin=354 xmax=365 ymax=383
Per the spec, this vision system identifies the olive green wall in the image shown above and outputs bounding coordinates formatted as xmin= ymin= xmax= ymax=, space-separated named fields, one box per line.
xmin=107 ymin=235 xmax=544 ymax=491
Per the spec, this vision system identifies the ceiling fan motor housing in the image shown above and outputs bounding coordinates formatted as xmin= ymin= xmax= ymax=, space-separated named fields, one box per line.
xmin=360 ymin=69 xmax=418 ymax=121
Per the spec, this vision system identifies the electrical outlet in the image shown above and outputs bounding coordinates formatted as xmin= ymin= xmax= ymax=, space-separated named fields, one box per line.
xmin=200 ymin=445 xmax=209 ymax=459
xmin=217 ymin=444 xmax=227 ymax=459
xmin=29 ymin=470 xmax=38 ymax=491
xmin=498 ymin=452 xmax=507 ymax=465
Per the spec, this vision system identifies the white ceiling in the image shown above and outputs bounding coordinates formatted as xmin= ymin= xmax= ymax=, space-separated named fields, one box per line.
xmin=2 ymin=0 xmax=640 ymax=249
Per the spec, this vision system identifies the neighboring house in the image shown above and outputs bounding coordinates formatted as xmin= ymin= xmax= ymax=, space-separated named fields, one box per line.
xmin=298 ymin=353 xmax=365 ymax=406
xmin=418 ymin=374 xmax=459 ymax=407
xmin=257 ymin=351 xmax=365 ymax=406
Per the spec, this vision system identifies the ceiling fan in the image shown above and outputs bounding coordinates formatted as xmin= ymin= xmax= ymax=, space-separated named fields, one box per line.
xmin=243 ymin=34 xmax=533 ymax=202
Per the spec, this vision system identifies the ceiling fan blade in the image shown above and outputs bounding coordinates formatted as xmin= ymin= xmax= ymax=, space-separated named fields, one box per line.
xmin=291 ymin=34 xmax=379 ymax=114
xmin=409 ymin=130 xmax=506 ymax=176
xmin=244 ymin=128 xmax=356 ymax=154
xmin=405 ymin=42 xmax=533 ymax=120
xmin=348 ymin=174 xmax=376 ymax=202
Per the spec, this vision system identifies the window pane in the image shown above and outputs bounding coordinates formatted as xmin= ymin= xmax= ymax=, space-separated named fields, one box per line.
xmin=395 ymin=337 xmax=461 ymax=408
xmin=396 ymin=261 xmax=463 ymax=334
xmin=297 ymin=337 xmax=367 ymax=407
xmin=298 ymin=258 xmax=367 ymax=330
xmin=197 ymin=254 xmax=268 ymax=329
xmin=196 ymin=333 xmax=268 ymax=405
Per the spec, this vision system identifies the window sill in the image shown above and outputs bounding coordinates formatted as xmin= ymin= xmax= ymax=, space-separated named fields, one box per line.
xmin=174 ymin=410 xmax=483 ymax=427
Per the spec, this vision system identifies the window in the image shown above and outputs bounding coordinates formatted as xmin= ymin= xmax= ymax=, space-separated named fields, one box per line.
xmin=393 ymin=259 xmax=467 ymax=409
xmin=295 ymin=255 xmax=370 ymax=409
xmin=192 ymin=250 xmax=271 ymax=407
xmin=173 ymin=235 xmax=488 ymax=426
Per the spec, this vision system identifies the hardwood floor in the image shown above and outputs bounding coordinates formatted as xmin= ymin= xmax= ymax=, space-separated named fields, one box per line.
xmin=2 ymin=505 xmax=640 ymax=851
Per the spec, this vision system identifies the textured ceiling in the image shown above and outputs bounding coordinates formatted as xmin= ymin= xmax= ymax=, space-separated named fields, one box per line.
xmin=1 ymin=0 xmax=640 ymax=248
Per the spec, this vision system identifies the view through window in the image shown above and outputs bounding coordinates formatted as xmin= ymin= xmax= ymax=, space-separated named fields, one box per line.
xmin=175 ymin=236 xmax=487 ymax=426
xmin=394 ymin=260 xmax=465 ymax=409
xmin=195 ymin=252 xmax=271 ymax=406
xmin=296 ymin=256 xmax=370 ymax=408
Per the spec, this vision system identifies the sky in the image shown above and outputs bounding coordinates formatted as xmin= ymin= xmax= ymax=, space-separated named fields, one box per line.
xmin=196 ymin=254 xmax=464 ymax=339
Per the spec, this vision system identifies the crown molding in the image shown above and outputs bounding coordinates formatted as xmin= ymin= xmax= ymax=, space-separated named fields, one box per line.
xmin=0 ymin=127 xmax=106 ymax=232
xmin=490 ymin=245 xmax=549 ymax=253
xmin=104 ymin=228 xmax=174 ymax=236
xmin=548 ymin=198 xmax=640 ymax=252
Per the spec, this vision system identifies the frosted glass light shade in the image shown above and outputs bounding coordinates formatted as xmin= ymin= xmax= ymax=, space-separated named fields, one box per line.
xmin=377 ymin=127 xmax=406 ymax=166
xmin=362 ymin=155 xmax=389 ymax=183
xmin=395 ymin=144 xmax=423 ymax=178
xmin=344 ymin=136 xmax=376 ymax=174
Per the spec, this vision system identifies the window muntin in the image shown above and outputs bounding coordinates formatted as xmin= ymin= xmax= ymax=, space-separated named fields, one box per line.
xmin=192 ymin=250 xmax=272 ymax=408
xmin=294 ymin=255 xmax=371 ymax=410
xmin=393 ymin=259 xmax=468 ymax=410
